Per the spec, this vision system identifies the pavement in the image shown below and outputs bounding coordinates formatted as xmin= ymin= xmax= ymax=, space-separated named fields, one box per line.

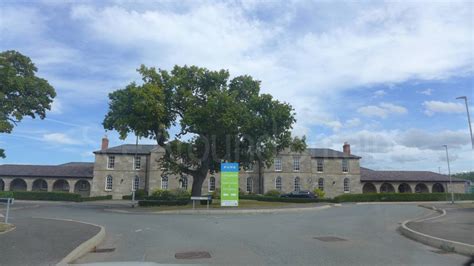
xmin=0 ymin=216 xmax=100 ymax=266
xmin=2 ymin=201 xmax=471 ymax=265
xmin=407 ymin=204 xmax=474 ymax=245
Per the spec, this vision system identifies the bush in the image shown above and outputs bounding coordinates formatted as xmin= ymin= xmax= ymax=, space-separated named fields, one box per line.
xmin=313 ymin=188 xmax=325 ymax=199
xmin=151 ymin=189 xmax=176 ymax=200
xmin=264 ymin=190 xmax=281 ymax=197
xmin=138 ymin=199 xmax=189 ymax=207
xmin=333 ymin=193 xmax=474 ymax=203
xmin=171 ymin=189 xmax=191 ymax=200
xmin=0 ymin=191 xmax=82 ymax=202
xmin=123 ymin=189 xmax=148 ymax=200
xmin=211 ymin=188 xmax=220 ymax=199
xmin=81 ymin=195 xmax=113 ymax=201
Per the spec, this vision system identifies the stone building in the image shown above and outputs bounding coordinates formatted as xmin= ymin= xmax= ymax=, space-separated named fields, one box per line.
xmin=0 ymin=137 xmax=468 ymax=199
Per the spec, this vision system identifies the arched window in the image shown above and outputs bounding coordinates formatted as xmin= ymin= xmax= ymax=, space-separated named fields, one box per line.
xmin=275 ymin=176 xmax=282 ymax=191
xmin=132 ymin=176 xmax=140 ymax=191
xmin=161 ymin=176 xmax=168 ymax=190
xmin=209 ymin=176 xmax=216 ymax=192
xmin=246 ymin=177 xmax=253 ymax=193
xmin=343 ymin=178 xmax=350 ymax=192
xmin=318 ymin=178 xmax=324 ymax=191
xmin=180 ymin=176 xmax=188 ymax=190
xmin=294 ymin=177 xmax=301 ymax=192
xmin=105 ymin=175 xmax=113 ymax=191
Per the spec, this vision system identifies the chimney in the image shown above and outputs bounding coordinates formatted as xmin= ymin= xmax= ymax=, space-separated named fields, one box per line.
xmin=101 ymin=135 xmax=109 ymax=150
xmin=343 ymin=142 xmax=351 ymax=155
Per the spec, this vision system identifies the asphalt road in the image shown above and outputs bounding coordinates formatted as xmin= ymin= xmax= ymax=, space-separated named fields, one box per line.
xmin=4 ymin=201 xmax=470 ymax=265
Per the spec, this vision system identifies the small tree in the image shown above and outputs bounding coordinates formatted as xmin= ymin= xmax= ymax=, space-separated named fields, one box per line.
xmin=0 ymin=50 xmax=56 ymax=158
xmin=104 ymin=65 xmax=306 ymax=196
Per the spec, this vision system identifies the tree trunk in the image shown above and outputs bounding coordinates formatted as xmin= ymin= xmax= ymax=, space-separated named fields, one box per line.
xmin=191 ymin=172 xmax=206 ymax=196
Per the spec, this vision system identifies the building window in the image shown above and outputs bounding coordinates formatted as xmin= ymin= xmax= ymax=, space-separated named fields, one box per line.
xmin=134 ymin=156 xmax=141 ymax=170
xmin=294 ymin=177 xmax=301 ymax=192
xmin=209 ymin=176 xmax=216 ymax=192
xmin=161 ymin=176 xmax=168 ymax=190
xmin=179 ymin=176 xmax=188 ymax=190
xmin=317 ymin=159 xmax=324 ymax=172
xmin=318 ymin=178 xmax=324 ymax=191
xmin=132 ymin=176 xmax=140 ymax=191
xmin=342 ymin=159 xmax=349 ymax=173
xmin=246 ymin=177 xmax=253 ymax=193
xmin=107 ymin=156 xmax=115 ymax=169
xmin=275 ymin=176 xmax=282 ymax=191
xmin=105 ymin=175 xmax=113 ymax=191
xmin=343 ymin=178 xmax=350 ymax=193
xmin=275 ymin=157 xmax=282 ymax=171
xmin=293 ymin=156 xmax=300 ymax=171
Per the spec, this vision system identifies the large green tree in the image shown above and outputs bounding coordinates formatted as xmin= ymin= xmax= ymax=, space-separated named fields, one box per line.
xmin=0 ymin=50 xmax=56 ymax=158
xmin=104 ymin=65 xmax=305 ymax=196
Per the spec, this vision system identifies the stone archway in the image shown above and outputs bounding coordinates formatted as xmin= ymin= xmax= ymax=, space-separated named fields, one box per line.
xmin=398 ymin=183 xmax=412 ymax=193
xmin=380 ymin=183 xmax=395 ymax=193
xmin=0 ymin=179 xmax=4 ymax=191
xmin=74 ymin=180 xmax=91 ymax=197
xmin=432 ymin=183 xmax=445 ymax=193
xmin=32 ymin=179 xmax=48 ymax=191
xmin=10 ymin=178 xmax=27 ymax=191
xmin=362 ymin=183 xmax=377 ymax=193
xmin=415 ymin=183 xmax=429 ymax=193
xmin=53 ymin=179 xmax=70 ymax=192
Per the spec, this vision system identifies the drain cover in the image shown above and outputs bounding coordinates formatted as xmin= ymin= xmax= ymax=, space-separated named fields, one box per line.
xmin=313 ymin=236 xmax=347 ymax=242
xmin=175 ymin=251 xmax=211 ymax=259
xmin=92 ymin=248 xmax=116 ymax=253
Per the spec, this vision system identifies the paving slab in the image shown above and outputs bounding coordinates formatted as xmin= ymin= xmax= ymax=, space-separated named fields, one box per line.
xmin=0 ymin=217 xmax=100 ymax=266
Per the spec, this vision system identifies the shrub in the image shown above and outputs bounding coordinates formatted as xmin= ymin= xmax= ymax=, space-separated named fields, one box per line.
xmin=0 ymin=191 xmax=82 ymax=202
xmin=81 ymin=195 xmax=113 ymax=201
xmin=123 ymin=189 xmax=147 ymax=200
xmin=211 ymin=188 xmax=220 ymax=199
xmin=171 ymin=189 xmax=191 ymax=200
xmin=264 ymin=190 xmax=281 ymax=197
xmin=313 ymin=188 xmax=325 ymax=199
xmin=151 ymin=189 xmax=175 ymax=200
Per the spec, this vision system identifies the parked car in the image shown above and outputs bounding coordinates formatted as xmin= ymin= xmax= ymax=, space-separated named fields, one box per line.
xmin=280 ymin=190 xmax=316 ymax=198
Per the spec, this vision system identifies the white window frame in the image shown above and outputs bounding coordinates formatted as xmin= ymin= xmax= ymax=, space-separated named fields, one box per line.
xmin=180 ymin=176 xmax=188 ymax=190
xmin=342 ymin=159 xmax=349 ymax=173
xmin=246 ymin=177 xmax=253 ymax=193
xmin=343 ymin=178 xmax=350 ymax=193
xmin=105 ymin=175 xmax=113 ymax=191
xmin=318 ymin=178 xmax=324 ymax=191
xmin=134 ymin=156 xmax=141 ymax=170
xmin=293 ymin=156 xmax=300 ymax=172
xmin=161 ymin=176 xmax=168 ymax=190
xmin=132 ymin=176 xmax=140 ymax=191
xmin=208 ymin=176 xmax=216 ymax=192
xmin=275 ymin=176 xmax=282 ymax=191
xmin=317 ymin=159 xmax=324 ymax=172
xmin=294 ymin=177 xmax=301 ymax=192
xmin=107 ymin=156 xmax=115 ymax=169
xmin=275 ymin=157 xmax=282 ymax=172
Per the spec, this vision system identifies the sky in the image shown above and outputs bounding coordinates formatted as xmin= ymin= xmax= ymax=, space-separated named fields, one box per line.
xmin=0 ymin=0 xmax=473 ymax=173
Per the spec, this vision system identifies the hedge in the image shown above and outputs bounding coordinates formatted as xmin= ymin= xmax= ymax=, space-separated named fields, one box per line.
xmin=333 ymin=193 xmax=474 ymax=203
xmin=0 ymin=192 xmax=113 ymax=202
xmin=138 ymin=199 xmax=189 ymax=207
xmin=0 ymin=191 xmax=82 ymax=202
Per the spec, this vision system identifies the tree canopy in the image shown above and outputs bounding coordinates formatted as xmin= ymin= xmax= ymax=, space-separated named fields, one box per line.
xmin=104 ymin=65 xmax=305 ymax=195
xmin=0 ymin=50 xmax=56 ymax=158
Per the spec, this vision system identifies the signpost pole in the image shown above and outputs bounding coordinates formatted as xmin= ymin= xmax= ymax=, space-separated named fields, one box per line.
xmin=5 ymin=198 xmax=11 ymax=224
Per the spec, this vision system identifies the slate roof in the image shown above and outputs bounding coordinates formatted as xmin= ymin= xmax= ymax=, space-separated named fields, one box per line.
xmin=93 ymin=144 xmax=157 ymax=155
xmin=360 ymin=167 xmax=466 ymax=183
xmin=0 ymin=162 xmax=94 ymax=179
xmin=308 ymin=148 xmax=361 ymax=159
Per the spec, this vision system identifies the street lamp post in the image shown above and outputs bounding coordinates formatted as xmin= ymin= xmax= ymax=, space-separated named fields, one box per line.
xmin=442 ymin=145 xmax=454 ymax=204
xmin=456 ymin=96 xmax=473 ymax=149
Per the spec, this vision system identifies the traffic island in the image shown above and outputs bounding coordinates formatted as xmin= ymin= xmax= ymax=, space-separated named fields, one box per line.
xmin=0 ymin=222 xmax=15 ymax=234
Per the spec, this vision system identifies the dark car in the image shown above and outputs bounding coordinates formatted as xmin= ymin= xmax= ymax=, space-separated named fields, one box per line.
xmin=280 ymin=190 xmax=316 ymax=198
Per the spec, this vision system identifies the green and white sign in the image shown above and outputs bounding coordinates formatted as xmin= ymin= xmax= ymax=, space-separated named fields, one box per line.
xmin=221 ymin=162 xmax=239 ymax=207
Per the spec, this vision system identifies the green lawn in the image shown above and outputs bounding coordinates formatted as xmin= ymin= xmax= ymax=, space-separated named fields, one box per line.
xmin=0 ymin=222 xmax=14 ymax=233
xmin=140 ymin=199 xmax=316 ymax=211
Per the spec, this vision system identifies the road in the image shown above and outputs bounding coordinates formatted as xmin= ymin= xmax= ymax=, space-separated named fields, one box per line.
xmin=3 ymin=202 xmax=470 ymax=265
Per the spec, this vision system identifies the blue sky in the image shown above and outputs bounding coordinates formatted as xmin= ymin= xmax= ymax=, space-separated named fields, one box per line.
xmin=0 ymin=0 xmax=473 ymax=173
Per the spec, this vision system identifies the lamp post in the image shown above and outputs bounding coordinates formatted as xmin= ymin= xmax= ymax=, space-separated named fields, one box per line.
xmin=442 ymin=145 xmax=454 ymax=204
xmin=456 ymin=96 xmax=473 ymax=149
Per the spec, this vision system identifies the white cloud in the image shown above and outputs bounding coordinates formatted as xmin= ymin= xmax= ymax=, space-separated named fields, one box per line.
xmin=357 ymin=102 xmax=407 ymax=118
xmin=417 ymin=88 xmax=433 ymax=95
xmin=373 ymin=90 xmax=386 ymax=97
xmin=42 ymin=133 xmax=80 ymax=145
xmin=345 ymin=118 xmax=361 ymax=128
xmin=422 ymin=101 xmax=464 ymax=116
xmin=49 ymin=99 xmax=63 ymax=114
